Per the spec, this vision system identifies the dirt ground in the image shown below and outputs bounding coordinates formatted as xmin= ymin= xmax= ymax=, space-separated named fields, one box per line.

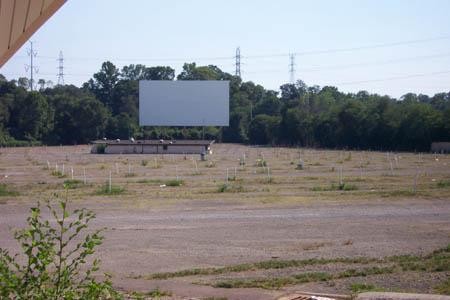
xmin=0 ymin=144 xmax=449 ymax=299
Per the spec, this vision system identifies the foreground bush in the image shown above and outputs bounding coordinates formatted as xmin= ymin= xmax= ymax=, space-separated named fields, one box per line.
xmin=0 ymin=192 xmax=122 ymax=299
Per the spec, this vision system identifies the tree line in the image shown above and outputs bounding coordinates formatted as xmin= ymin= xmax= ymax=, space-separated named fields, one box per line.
xmin=0 ymin=61 xmax=449 ymax=151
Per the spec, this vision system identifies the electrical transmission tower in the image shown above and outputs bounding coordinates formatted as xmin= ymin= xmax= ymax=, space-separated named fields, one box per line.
xmin=289 ymin=53 xmax=296 ymax=84
xmin=25 ymin=41 xmax=38 ymax=91
xmin=234 ymin=47 xmax=241 ymax=77
xmin=57 ymin=50 xmax=64 ymax=85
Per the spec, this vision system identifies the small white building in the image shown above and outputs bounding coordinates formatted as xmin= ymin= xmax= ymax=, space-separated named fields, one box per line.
xmin=91 ymin=139 xmax=214 ymax=155
xmin=431 ymin=142 xmax=450 ymax=153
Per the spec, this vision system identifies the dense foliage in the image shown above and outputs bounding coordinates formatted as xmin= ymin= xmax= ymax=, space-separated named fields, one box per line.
xmin=0 ymin=193 xmax=121 ymax=299
xmin=0 ymin=62 xmax=449 ymax=151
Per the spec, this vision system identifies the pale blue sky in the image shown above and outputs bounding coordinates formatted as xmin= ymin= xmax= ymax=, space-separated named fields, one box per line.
xmin=1 ymin=0 xmax=450 ymax=98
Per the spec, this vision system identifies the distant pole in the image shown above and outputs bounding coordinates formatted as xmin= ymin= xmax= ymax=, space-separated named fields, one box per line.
xmin=289 ymin=53 xmax=296 ymax=84
xmin=57 ymin=50 xmax=64 ymax=85
xmin=234 ymin=47 xmax=241 ymax=78
xmin=26 ymin=41 xmax=38 ymax=91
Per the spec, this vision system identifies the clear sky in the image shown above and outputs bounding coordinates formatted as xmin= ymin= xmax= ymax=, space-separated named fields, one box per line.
xmin=1 ymin=0 xmax=450 ymax=98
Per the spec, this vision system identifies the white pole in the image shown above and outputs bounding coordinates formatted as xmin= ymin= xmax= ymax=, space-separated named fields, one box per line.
xmin=413 ymin=168 xmax=420 ymax=193
xmin=267 ymin=167 xmax=271 ymax=182
xmin=109 ymin=171 xmax=112 ymax=192
xmin=71 ymin=167 xmax=74 ymax=180
xmin=176 ymin=166 xmax=179 ymax=181
xmin=47 ymin=160 xmax=50 ymax=169
xmin=83 ymin=167 xmax=86 ymax=184
xmin=62 ymin=164 xmax=65 ymax=176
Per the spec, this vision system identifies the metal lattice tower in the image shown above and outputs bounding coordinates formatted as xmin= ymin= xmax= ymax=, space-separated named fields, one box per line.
xmin=289 ymin=53 xmax=296 ymax=84
xmin=57 ymin=50 xmax=64 ymax=85
xmin=25 ymin=41 xmax=38 ymax=91
xmin=234 ymin=47 xmax=241 ymax=77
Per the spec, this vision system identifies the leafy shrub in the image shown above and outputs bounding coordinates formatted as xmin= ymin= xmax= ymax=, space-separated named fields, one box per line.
xmin=63 ymin=179 xmax=83 ymax=189
xmin=165 ymin=179 xmax=184 ymax=187
xmin=0 ymin=194 xmax=121 ymax=299
xmin=437 ymin=180 xmax=450 ymax=188
xmin=217 ymin=183 xmax=244 ymax=193
xmin=95 ymin=144 xmax=107 ymax=154
xmin=51 ymin=170 xmax=66 ymax=178
xmin=255 ymin=159 xmax=267 ymax=167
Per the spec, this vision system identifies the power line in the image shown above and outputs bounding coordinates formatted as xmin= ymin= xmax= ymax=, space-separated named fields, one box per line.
xmin=245 ymin=35 xmax=450 ymax=59
xmin=28 ymin=35 xmax=450 ymax=63
xmin=243 ymin=51 xmax=450 ymax=74
xmin=335 ymin=70 xmax=450 ymax=85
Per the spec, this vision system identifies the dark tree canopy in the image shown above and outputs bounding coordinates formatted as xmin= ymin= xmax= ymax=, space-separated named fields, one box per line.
xmin=0 ymin=61 xmax=449 ymax=151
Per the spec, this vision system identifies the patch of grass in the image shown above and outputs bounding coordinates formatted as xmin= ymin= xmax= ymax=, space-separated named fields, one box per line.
xmin=337 ymin=266 xmax=395 ymax=278
xmin=165 ymin=179 xmax=184 ymax=187
xmin=96 ymin=184 xmax=125 ymax=195
xmin=380 ymin=190 xmax=417 ymax=197
xmin=342 ymin=239 xmax=354 ymax=246
xmin=63 ymin=179 xmax=83 ymax=189
xmin=312 ymin=183 xmax=358 ymax=191
xmin=140 ymin=160 xmax=148 ymax=166
xmin=213 ymin=272 xmax=332 ymax=289
xmin=213 ymin=267 xmax=393 ymax=290
xmin=304 ymin=176 xmax=319 ymax=180
xmin=51 ymin=170 xmax=66 ymax=178
xmin=125 ymin=173 xmax=137 ymax=178
xmin=437 ymin=180 xmax=450 ymax=188
xmin=136 ymin=179 xmax=164 ymax=184
xmin=335 ymin=183 xmax=358 ymax=191
xmin=146 ymin=287 xmax=172 ymax=297
xmin=255 ymin=159 xmax=267 ymax=167
xmin=350 ymin=283 xmax=385 ymax=293
xmin=205 ymin=161 xmax=216 ymax=168
xmin=345 ymin=152 xmax=352 ymax=161
xmin=434 ymin=278 xmax=450 ymax=295
xmin=302 ymin=242 xmax=327 ymax=251
xmin=135 ymin=244 xmax=450 ymax=287
xmin=217 ymin=183 xmax=244 ymax=193
xmin=138 ymin=257 xmax=380 ymax=280
xmin=0 ymin=184 xmax=19 ymax=197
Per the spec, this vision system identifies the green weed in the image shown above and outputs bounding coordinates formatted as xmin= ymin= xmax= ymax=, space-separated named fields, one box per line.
xmin=165 ymin=179 xmax=184 ymax=187
xmin=63 ymin=179 xmax=83 ymax=189
xmin=0 ymin=184 xmax=19 ymax=197
xmin=96 ymin=184 xmax=125 ymax=195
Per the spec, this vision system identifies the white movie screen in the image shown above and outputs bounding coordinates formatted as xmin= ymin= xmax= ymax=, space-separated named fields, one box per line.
xmin=139 ymin=80 xmax=229 ymax=126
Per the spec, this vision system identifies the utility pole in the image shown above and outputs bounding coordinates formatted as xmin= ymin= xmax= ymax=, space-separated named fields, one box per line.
xmin=25 ymin=41 xmax=38 ymax=91
xmin=234 ymin=47 xmax=241 ymax=78
xmin=57 ymin=50 xmax=64 ymax=85
xmin=289 ymin=53 xmax=296 ymax=84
